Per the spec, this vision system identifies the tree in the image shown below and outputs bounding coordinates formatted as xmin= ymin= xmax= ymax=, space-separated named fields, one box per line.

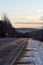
xmin=1 ymin=13 xmax=12 ymax=37
xmin=2 ymin=13 xmax=12 ymax=27
xmin=0 ymin=13 xmax=16 ymax=38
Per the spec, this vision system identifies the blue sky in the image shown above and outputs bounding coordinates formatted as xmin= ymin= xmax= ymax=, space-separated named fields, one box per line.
xmin=0 ymin=0 xmax=43 ymax=28
xmin=0 ymin=0 xmax=43 ymax=18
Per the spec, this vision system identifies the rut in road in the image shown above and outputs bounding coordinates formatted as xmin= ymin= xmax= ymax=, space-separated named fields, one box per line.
xmin=14 ymin=39 xmax=42 ymax=65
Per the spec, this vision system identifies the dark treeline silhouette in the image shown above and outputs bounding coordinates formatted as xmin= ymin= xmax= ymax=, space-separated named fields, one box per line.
xmin=0 ymin=20 xmax=16 ymax=38
xmin=28 ymin=29 xmax=43 ymax=42
xmin=15 ymin=28 xmax=43 ymax=42
xmin=0 ymin=14 xmax=16 ymax=38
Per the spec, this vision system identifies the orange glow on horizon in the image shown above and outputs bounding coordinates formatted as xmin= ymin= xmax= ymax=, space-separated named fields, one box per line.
xmin=12 ymin=23 xmax=42 ymax=28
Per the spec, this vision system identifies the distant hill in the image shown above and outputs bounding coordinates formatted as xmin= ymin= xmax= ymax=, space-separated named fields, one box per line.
xmin=15 ymin=28 xmax=37 ymax=33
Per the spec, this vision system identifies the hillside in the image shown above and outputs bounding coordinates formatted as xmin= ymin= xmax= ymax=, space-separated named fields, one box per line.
xmin=16 ymin=28 xmax=37 ymax=33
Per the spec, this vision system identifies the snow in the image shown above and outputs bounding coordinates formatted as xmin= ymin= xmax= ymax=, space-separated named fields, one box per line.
xmin=27 ymin=38 xmax=43 ymax=65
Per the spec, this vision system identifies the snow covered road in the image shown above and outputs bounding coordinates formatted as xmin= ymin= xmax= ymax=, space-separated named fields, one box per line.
xmin=26 ymin=38 xmax=43 ymax=65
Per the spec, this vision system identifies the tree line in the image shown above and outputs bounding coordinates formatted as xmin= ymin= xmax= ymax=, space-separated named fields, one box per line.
xmin=0 ymin=14 xmax=16 ymax=38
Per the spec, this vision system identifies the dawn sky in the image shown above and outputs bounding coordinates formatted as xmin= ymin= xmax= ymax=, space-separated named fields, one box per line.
xmin=0 ymin=0 xmax=43 ymax=28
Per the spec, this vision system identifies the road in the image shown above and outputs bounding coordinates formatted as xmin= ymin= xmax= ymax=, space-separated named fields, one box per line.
xmin=0 ymin=38 xmax=43 ymax=65
xmin=0 ymin=38 xmax=28 ymax=65
xmin=16 ymin=38 xmax=43 ymax=65
xmin=20 ymin=38 xmax=43 ymax=65
xmin=28 ymin=38 xmax=43 ymax=65
xmin=28 ymin=39 xmax=43 ymax=65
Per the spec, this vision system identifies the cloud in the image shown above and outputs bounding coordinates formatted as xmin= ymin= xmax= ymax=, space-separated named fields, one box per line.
xmin=15 ymin=22 xmax=43 ymax=24
xmin=14 ymin=16 xmax=40 ymax=22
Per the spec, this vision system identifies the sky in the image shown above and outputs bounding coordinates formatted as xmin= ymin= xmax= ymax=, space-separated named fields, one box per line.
xmin=0 ymin=0 xmax=43 ymax=28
